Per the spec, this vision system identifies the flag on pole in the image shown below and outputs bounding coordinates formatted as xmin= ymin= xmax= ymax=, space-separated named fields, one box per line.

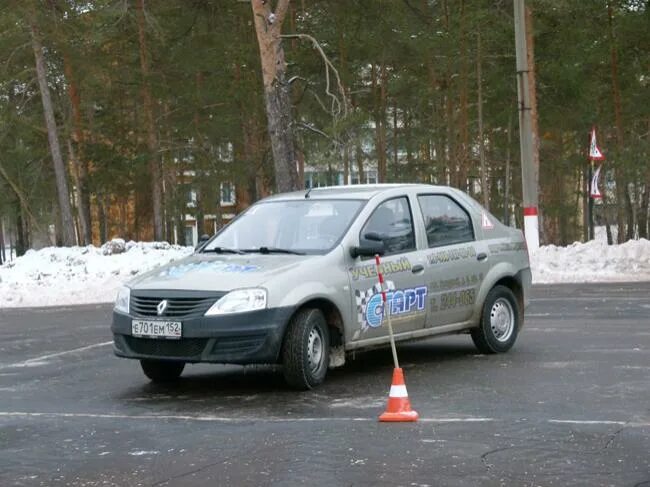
xmin=589 ymin=127 xmax=605 ymax=161
xmin=590 ymin=165 xmax=602 ymax=199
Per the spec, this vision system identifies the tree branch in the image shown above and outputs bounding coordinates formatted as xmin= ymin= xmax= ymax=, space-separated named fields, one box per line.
xmin=297 ymin=121 xmax=332 ymax=141
xmin=281 ymin=33 xmax=349 ymax=119
xmin=273 ymin=0 xmax=291 ymax=32
xmin=0 ymin=158 xmax=43 ymax=234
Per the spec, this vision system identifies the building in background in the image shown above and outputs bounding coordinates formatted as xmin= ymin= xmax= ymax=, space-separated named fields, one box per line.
xmin=181 ymin=179 xmax=237 ymax=246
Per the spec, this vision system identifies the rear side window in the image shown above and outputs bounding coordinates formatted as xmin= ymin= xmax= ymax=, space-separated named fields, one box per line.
xmin=360 ymin=197 xmax=416 ymax=255
xmin=418 ymin=195 xmax=474 ymax=248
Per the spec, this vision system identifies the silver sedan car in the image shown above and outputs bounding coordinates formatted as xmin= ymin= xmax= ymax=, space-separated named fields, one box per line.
xmin=112 ymin=184 xmax=531 ymax=389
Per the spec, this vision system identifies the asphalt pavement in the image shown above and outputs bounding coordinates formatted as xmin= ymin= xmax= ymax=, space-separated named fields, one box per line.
xmin=1 ymin=283 xmax=649 ymax=486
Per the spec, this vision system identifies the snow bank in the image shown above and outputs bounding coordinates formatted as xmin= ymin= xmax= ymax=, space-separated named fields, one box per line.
xmin=1 ymin=236 xmax=649 ymax=308
xmin=531 ymin=238 xmax=650 ymax=284
xmin=0 ymin=239 xmax=193 ymax=308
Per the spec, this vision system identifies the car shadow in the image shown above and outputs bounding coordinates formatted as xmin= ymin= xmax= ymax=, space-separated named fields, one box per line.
xmin=115 ymin=336 xmax=491 ymax=407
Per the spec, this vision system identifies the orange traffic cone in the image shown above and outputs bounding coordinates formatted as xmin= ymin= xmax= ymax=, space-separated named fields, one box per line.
xmin=379 ymin=367 xmax=419 ymax=422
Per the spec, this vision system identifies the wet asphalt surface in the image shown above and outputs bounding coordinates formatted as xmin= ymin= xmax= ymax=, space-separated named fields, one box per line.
xmin=0 ymin=283 xmax=649 ymax=487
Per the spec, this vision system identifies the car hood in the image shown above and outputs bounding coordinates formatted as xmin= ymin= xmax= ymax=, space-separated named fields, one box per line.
xmin=127 ymin=252 xmax=313 ymax=292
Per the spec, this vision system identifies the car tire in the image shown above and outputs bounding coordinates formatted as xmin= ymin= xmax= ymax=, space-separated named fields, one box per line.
xmin=471 ymin=285 xmax=520 ymax=354
xmin=282 ymin=308 xmax=330 ymax=390
xmin=140 ymin=359 xmax=185 ymax=383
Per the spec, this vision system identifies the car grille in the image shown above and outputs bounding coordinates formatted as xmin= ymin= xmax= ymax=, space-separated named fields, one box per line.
xmin=130 ymin=294 xmax=222 ymax=318
xmin=124 ymin=336 xmax=208 ymax=358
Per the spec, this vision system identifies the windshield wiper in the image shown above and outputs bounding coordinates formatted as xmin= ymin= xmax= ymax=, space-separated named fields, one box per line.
xmin=242 ymin=247 xmax=306 ymax=256
xmin=201 ymin=247 xmax=245 ymax=255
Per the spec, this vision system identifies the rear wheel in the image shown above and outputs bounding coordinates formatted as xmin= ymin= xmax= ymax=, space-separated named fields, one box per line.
xmin=282 ymin=308 xmax=330 ymax=390
xmin=140 ymin=359 xmax=185 ymax=383
xmin=471 ymin=285 xmax=520 ymax=354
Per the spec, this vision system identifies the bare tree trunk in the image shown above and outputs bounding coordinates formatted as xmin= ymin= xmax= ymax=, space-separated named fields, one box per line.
xmin=297 ymin=147 xmax=305 ymax=186
xmin=0 ymin=219 xmax=4 ymax=265
xmin=393 ymin=100 xmax=399 ymax=181
xmin=625 ymin=184 xmax=635 ymax=239
xmin=30 ymin=18 xmax=76 ymax=246
xmin=457 ymin=0 xmax=469 ymax=191
xmin=15 ymin=209 xmax=27 ymax=257
xmin=251 ymin=0 xmax=300 ymax=193
xmin=607 ymin=1 xmax=628 ymax=243
xmin=603 ymin=189 xmax=614 ymax=245
xmin=583 ymin=166 xmax=590 ymax=241
xmin=342 ymin=140 xmax=349 ymax=185
xmin=639 ymin=187 xmax=649 ymax=239
xmin=442 ymin=0 xmax=454 ymax=188
xmin=98 ymin=193 xmax=108 ymax=243
xmin=66 ymin=139 xmax=90 ymax=245
xmin=63 ymin=53 xmax=92 ymax=245
xmin=355 ymin=134 xmax=365 ymax=183
xmin=477 ymin=30 xmax=489 ymax=209
xmin=136 ymin=0 xmax=164 ymax=240
xmin=405 ymin=110 xmax=414 ymax=178
xmin=372 ymin=63 xmax=388 ymax=183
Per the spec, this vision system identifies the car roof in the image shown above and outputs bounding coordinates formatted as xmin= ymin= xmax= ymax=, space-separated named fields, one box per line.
xmin=262 ymin=184 xmax=453 ymax=202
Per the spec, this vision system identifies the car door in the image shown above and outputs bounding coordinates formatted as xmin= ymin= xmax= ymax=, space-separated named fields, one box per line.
xmin=417 ymin=193 xmax=489 ymax=327
xmin=347 ymin=196 xmax=428 ymax=342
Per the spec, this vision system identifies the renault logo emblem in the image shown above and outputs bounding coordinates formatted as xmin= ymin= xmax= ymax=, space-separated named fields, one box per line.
xmin=157 ymin=299 xmax=169 ymax=316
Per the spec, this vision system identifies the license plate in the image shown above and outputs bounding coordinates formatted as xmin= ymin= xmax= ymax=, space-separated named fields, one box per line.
xmin=132 ymin=320 xmax=182 ymax=339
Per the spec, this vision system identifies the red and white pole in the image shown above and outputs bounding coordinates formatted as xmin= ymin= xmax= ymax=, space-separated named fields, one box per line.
xmin=514 ymin=0 xmax=540 ymax=252
xmin=374 ymin=254 xmax=399 ymax=369
xmin=523 ymin=206 xmax=539 ymax=251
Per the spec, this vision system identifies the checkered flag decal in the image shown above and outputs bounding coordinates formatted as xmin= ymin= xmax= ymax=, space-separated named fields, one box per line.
xmin=355 ymin=280 xmax=396 ymax=330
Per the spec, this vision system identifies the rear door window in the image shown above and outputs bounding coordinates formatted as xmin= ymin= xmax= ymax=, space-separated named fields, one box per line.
xmin=417 ymin=195 xmax=474 ymax=248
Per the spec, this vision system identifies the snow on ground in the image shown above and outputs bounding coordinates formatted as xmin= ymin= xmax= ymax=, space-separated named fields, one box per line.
xmin=530 ymin=238 xmax=650 ymax=284
xmin=0 ymin=239 xmax=192 ymax=308
xmin=1 ymin=233 xmax=649 ymax=308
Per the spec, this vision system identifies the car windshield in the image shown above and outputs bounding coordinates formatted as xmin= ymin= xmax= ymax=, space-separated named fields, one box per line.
xmin=203 ymin=199 xmax=364 ymax=255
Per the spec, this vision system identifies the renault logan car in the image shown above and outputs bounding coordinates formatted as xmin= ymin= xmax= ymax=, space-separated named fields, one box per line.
xmin=112 ymin=184 xmax=531 ymax=389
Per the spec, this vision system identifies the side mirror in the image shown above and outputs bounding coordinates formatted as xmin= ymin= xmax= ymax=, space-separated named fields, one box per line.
xmin=350 ymin=236 xmax=385 ymax=258
xmin=195 ymin=234 xmax=210 ymax=250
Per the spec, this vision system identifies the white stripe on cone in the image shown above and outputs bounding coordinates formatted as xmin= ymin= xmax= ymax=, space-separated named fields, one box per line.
xmin=389 ymin=384 xmax=408 ymax=398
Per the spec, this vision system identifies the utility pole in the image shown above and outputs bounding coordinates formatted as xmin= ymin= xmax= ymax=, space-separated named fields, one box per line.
xmin=513 ymin=0 xmax=539 ymax=251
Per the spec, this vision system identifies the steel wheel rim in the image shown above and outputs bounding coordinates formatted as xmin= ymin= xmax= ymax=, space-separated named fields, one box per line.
xmin=490 ymin=298 xmax=515 ymax=343
xmin=307 ymin=327 xmax=324 ymax=373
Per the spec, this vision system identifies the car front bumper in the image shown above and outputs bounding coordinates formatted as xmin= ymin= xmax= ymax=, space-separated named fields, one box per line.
xmin=111 ymin=306 xmax=295 ymax=364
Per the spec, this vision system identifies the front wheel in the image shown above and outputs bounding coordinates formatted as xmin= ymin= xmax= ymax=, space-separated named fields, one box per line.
xmin=282 ymin=308 xmax=330 ymax=390
xmin=471 ymin=285 xmax=520 ymax=354
xmin=140 ymin=359 xmax=185 ymax=383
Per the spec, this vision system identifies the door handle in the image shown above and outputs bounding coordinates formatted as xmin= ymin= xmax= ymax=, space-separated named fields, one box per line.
xmin=411 ymin=264 xmax=425 ymax=274
xmin=477 ymin=252 xmax=488 ymax=262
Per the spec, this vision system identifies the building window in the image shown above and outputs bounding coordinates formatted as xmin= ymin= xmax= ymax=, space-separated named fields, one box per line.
xmin=220 ymin=182 xmax=236 ymax=206
xmin=187 ymin=189 xmax=197 ymax=207
xmin=184 ymin=225 xmax=196 ymax=247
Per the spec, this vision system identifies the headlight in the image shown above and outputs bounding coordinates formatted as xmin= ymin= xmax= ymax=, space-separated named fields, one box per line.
xmin=114 ymin=286 xmax=130 ymax=313
xmin=205 ymin=288 xmax=267 ymax=316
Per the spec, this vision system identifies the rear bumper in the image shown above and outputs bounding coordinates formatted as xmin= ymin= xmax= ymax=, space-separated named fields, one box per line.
xmin=111 ymin=306 xmax=295 ymax=364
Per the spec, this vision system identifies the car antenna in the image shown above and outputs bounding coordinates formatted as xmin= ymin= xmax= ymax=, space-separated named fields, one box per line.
xmin=305 ymin=186 xmax=313 ymax=199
